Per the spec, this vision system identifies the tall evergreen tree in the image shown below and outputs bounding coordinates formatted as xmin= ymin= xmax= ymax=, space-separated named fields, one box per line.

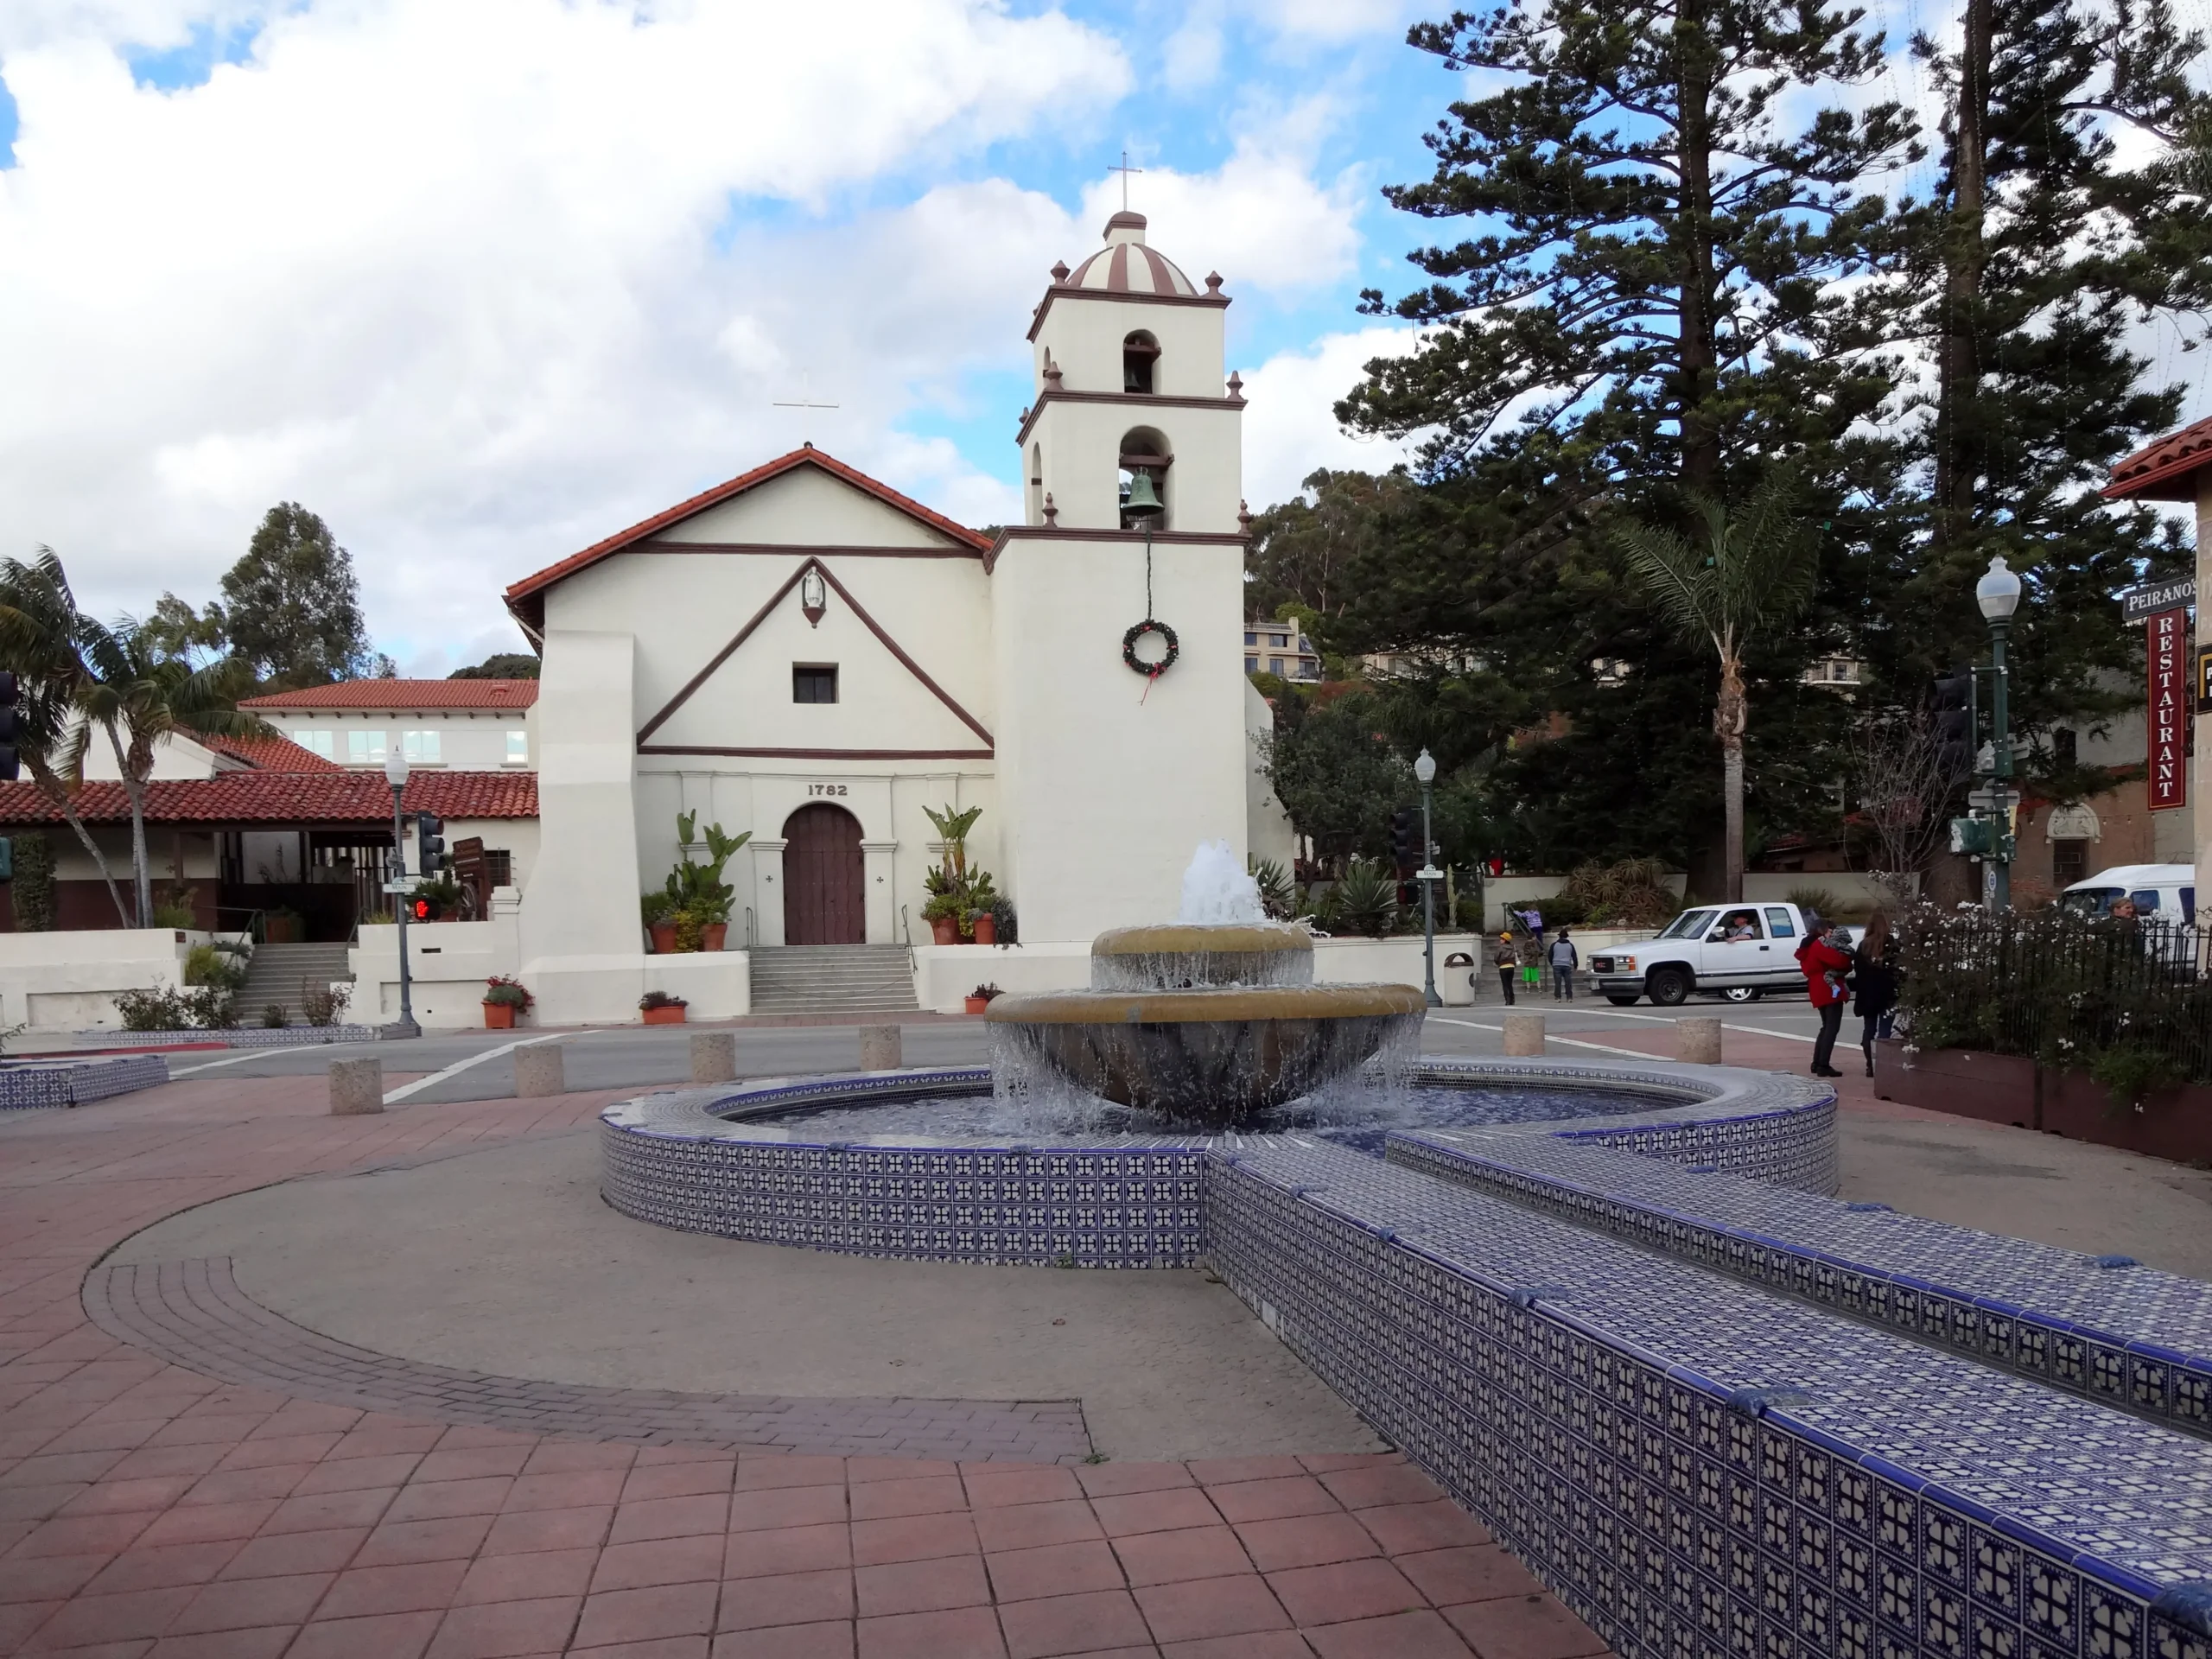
xmin=149 ymin=504 xmax=375 ymax=690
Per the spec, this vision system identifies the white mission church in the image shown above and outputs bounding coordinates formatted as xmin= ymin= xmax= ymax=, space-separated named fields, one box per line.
xmin=485 ymin=209 xmax=1292 ymax=1021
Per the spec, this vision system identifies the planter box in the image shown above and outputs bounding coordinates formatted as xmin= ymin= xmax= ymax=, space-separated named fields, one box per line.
xmin=1875 ymin=1039 xmax=2212 ymax=1163
xmin=483 ymin=1002 xmax=517 ymax=1029
xmin=641 ymin=1004 xmax=686 ymax=1026
xmin=1872 ymin=1040 xmax=2036 ymax=1127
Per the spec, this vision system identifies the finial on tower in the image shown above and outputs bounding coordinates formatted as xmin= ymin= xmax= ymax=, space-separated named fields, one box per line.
xmin=1238 ymin=499 xmax=1253 ymax=533
xmin=1050 ymin=259 xmax=1070 ymax=284
xmin=1205 ymin=271 xmax=1224 ymax=295
xmin=1226 ymin=371 xmax=1244 ymax=403
xmin=1044 ymin=492 xmax=1058 ymax=525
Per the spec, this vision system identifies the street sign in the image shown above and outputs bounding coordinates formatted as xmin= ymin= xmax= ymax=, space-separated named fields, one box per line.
xmin=1966 ymin=787 xmax=2020 ymax=810
xmin=2124 ymin=578 xmax=2196 ymax=624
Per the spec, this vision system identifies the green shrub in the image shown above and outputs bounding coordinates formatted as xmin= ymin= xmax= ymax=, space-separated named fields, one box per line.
xmin=1332 ymin=859 xmax=1399 ymax=938
xmin=1249 ymin=857 xmax=1295 ymax=920
xmin=183 ymin=944 xmax=246 ymax=990
xmin=115 ymin=987 xmax=190 ymax=1030
xmin=10 ymin=832 xmax=54 ymax=932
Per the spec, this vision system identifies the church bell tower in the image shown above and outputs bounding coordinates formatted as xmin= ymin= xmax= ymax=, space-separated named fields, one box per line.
xmin=989 ymin=211 xmax=1252 ymax=940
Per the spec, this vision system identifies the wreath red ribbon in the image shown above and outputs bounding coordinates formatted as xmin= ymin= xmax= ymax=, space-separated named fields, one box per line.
xmin=1122 ymin=619 xmax=1179 ymax=678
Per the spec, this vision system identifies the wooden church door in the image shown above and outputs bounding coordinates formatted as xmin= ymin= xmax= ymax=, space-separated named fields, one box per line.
xmin=782 ymin=804 xmax=865 ymax=944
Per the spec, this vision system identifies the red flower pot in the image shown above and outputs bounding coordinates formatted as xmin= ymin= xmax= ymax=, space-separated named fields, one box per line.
xmin=648 ymin=919 xmax=677 ymax=954
xmin=701 ymin=923 xmax=728 ymax=952
xmin=964 ymin=995 xmax=988 ymax=1014
xmin=930 ymin=915 xmax=960 ymax=945
xmin=642 ymin=1004 xmax=687 ymax=1026
xmin=483 ymin=1001 xmax=517 ymax=1029
xmin=971 ymin=913 xmax=997 ymax=945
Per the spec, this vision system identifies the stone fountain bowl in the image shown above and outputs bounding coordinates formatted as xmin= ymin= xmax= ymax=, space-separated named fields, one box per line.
xmin=984 ymin=982 xmax=1427 ymax=1128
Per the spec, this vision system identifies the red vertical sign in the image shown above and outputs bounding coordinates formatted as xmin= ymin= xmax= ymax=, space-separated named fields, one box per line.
xmin=2148 ymin=607 xmax=2189 ymax=810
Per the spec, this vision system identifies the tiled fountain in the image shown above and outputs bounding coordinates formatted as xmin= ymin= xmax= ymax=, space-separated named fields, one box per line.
xmin=600 ymin=846 xmax=2212 ymax=1659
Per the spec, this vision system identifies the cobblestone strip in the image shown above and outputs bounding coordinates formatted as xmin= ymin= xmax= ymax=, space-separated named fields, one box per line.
xmin=85 ymin=1254 xmax=1094 ymax=1463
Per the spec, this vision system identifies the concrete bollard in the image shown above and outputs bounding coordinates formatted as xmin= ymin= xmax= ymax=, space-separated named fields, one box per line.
xmin=1676 ymin=1017 xmax=1724 ymax=1065
xmin=859 ymin=1024 xmax=902 ymax=1071
xmin=328 ymin=1057 xmax=384 ymax=1116
xmin=690 ymin=1031 xmax=737 ymax=1084
xmin=1502 ymin=1013 xmax=1546 ymax=1058
xmin=513 ymin=1042 xmax=565 ymax=1098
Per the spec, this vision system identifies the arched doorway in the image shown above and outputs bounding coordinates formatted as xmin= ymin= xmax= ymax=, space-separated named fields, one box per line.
xmin=782 ymin=804 xmax=865 ymax=944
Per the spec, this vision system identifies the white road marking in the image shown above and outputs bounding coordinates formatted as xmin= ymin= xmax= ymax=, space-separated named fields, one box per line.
xmin=382 ymin=1034 xmax=566 ymax=1104
xmin=1528 ymin=1004 xmax=1823 ymax=1046
xmin=168 ymin=1043 xmax=378 ymax=1076
xmin=1427 ymin=1017 xmax=1667 ymax=1061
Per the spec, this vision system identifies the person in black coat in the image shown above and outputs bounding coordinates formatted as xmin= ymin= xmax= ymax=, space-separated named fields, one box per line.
xmin=1851 ymin=912 xmax=1900 ymax=1078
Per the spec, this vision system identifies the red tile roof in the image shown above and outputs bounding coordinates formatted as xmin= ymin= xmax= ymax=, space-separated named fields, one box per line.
xmin=0 ymin=771 xmax=537 ymax=827
xmin=208 ymin=734 xmax=345 ymax=772
xmin=2103 ymin=415 xmax=2212 ymax=502
xmin=502 ymin=446 xmax=991 ymax=635
xmin=241 ymin=680 xmax=539 ymax=710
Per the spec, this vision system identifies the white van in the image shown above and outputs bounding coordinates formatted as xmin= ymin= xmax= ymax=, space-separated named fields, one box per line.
xmin=2058 ymin=863 xmax=2195 ymax=924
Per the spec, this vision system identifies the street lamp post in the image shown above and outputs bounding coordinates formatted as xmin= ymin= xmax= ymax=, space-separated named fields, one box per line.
xmin=384 ymin=752 xmax=420 ymax=1039
xmin=1414 ymin=749 xmax=1442 ymax=1007
xmin=1975 ymin=556 xmax=2024 ymax=913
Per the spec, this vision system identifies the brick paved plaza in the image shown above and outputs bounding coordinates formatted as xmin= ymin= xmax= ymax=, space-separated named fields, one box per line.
xmin=0 ymin=1073 xmax=1611 ymax=1657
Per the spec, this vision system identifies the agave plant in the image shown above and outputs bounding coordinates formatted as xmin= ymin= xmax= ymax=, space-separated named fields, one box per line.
xmin=1249 ymin=856 xmax=1295 ymax=920
xmin=1332 ymin=858 xmax=1400 ymax=939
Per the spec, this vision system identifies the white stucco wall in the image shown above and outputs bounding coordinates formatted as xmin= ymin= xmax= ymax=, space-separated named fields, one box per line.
xmin=0 ymin=928 xmax=223 ymax=1029
xmin=658 ymin=463 xmax=959 ymax=547
xmin=1245 ymin=682 xmax=1295 ymax=870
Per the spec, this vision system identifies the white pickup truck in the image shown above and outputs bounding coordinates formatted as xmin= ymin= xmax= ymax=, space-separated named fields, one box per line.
xmin=1586 ymin=902 xmax=1820 ymax=1007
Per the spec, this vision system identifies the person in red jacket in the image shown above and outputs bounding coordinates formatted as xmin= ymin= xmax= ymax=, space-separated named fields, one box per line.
xmin=1800 ymin=924 xmax=1854 ymax=1078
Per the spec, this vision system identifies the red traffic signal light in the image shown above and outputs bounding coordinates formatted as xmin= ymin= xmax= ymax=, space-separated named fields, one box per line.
xmin=411 ymin=898 xmax=432 ymax=920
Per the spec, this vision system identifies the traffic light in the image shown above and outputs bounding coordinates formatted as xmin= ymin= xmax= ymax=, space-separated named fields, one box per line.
xmin=416 ymin=812 xmax=445 ymax=877
xmin=410 ymin=895 xmax=434 ymax=921
xmin=1933 ymin=670 xmax=1974 ymax=778
xmin=0 ymin=671 xmax=19 ymax=782
xmin=1389 ymin=806 xmax=1421 ymax=878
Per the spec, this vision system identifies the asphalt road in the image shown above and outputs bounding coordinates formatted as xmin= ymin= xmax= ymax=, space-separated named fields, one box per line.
xmin=151 ymin=982 xmax=1827 ymax=1104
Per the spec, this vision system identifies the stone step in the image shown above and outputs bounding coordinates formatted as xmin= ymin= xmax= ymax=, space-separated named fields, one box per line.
xmin=748 ymin=945 xmax=919 ymax=1014
xmin=237 ymin=942 xmax=357 ymax=1025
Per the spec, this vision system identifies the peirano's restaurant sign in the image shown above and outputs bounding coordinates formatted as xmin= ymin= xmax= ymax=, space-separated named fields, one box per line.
xmin=2148 ymin=606 xmax=2189 ymax=810
xmin=2123 ymin=577 xmax=2195 ymax=625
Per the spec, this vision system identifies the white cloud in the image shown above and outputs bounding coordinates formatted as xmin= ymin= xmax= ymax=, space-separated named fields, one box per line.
xmin=0 ymin=0 xmax=1129 ymax=655
xmin=1237 ymin=326 xmax=1421 ymax=509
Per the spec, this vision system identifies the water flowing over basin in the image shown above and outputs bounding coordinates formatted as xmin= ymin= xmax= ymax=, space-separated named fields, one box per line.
xmin=985 ymin=920 xmax=1427 ymax=1128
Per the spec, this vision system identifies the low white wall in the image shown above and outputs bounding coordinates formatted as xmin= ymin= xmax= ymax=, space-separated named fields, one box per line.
xmin=356 ymin=914 xmax=752 ymax=1027
xmin=1482 ymin=874 xmax=1690 ymax=930
xmin=914 ymin=943 xmax=1089 ymax=1012
xmin=0 ymin=928 xmax=231 ymax=1030
xmin=1740 ymin=873 xmax=1906 ymax=912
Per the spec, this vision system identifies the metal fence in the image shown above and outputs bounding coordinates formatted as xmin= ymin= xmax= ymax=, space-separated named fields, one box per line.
xmin=1894 ymin=906 xmax=2212 ymax=1083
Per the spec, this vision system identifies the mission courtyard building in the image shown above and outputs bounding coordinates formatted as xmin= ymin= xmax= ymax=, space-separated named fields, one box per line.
xmin=0 ymin=212 xmax=1296 ymax=1027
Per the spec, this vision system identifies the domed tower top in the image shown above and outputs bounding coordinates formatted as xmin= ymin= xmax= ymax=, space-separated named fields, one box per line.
xmin=1062 ymin=213 xmax=1199 ymax=297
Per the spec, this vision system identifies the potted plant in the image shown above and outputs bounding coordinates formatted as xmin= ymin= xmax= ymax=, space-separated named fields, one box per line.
xmin=410 ymin=875 xmax=461 ymax=922
xmin=263 ymin=906 xmax=304 ymax=944
xmin=963 ymin=982 xmax=1002 ymax=1015
xmin=656 ymin=812 xmax=747 ymax=952
xmin=922 ymin=887 xmax=963 ymax=946
xmin=639 ymin=989 xmax=688 ymax=1026
xmin=482 ymin=976 xmax=532 ymax=1029
xmin=643 ymin=892 xmax=676 ymax=954
xmin=670 ymin=910 xmax=702 ymax=953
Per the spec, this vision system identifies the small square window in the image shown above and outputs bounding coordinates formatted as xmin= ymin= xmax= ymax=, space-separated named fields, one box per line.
xmin=793 ymin=665 xmax=838 ymax=704
xmin=403 ymin=730 xmax=441 ymax=763
xmin=347 ymin=729 xmax=385 ymax=764
xmin=505 ymin=730 xmax=528 ymax=764
xmin=486 ymin=849 xmax=513 ymax=887
xmin=298 ymin=729 xmax=334 ymax=759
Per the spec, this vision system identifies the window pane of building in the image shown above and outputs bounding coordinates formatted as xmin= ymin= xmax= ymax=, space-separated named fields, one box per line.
xmin=793 ymin=665 xmax=838 ymax=704
xmin=505 ymin=730 xmax=528 ymax=762
xmin=404 ymin=730 xmax=441 ymax=763
xmin=347 ymin=729 xmax=385 ymax=764
xmin=299 ymin=729 xmax=334 ymax=759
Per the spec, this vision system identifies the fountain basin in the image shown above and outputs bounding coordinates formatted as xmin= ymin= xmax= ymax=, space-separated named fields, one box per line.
xmin=986 ymin=983 xmax=1427 ymax=1127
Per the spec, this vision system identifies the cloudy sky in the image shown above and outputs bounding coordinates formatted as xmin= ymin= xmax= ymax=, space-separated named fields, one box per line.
xmin=1 ymin=2 xmax=2201 ymax=673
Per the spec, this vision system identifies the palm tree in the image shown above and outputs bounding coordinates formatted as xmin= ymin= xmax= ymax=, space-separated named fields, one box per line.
xmin=1610 ymin=480 xmax=1820 ymax=902
xmin=0 ymin=552 xmax=133 ymax=925
xmin=75 ymin=620 xmax=271 ymax=925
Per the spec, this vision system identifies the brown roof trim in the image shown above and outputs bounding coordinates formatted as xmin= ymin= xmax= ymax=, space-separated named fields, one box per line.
xmin=2102 ymin=415 xmax=2212 ymax=503
xmin=634 ymin=555 xmax=994 ymax=752
xmin=1015 ymin=387 xmax=1246 ymax=448
xmin=639 ymin=747 xmax=995 ymax=761
xmin=503 ymin=447 xmax=990 ymax=635
xmin=1026 ymin=285 xmax=1230 ymax=343
xmin=628 ymin=540 xmax=986 ymax=560
xmin=983 ymin=524 xmax=1248 ymax=574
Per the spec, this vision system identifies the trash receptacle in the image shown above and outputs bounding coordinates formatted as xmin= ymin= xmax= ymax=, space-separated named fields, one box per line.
xmin=1441 ymin=951 xmax=1476 ymax=1007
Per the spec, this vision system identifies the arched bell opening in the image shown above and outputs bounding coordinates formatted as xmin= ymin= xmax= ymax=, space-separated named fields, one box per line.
xmin=1122 ymin=330 xmax=1160 ymax=394
xmin=1118 ymin=427 xmax=1172 ymax=531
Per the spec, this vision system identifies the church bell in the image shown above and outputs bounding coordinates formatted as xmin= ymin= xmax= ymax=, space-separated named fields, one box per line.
xmin=1122 ymin=472 xmax=1165 ymax=519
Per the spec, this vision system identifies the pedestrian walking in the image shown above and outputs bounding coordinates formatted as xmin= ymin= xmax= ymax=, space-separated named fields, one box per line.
xmin=1851 ymin=912 xmax=1898 ymax=1078
xmin=1548 ymin=928 xmax=1579 ymax=999
xmin=1493 ymin=931 xmax=1518 ymax=1004
xmin=1801 ymin=923 xmax=1854 ymax=1078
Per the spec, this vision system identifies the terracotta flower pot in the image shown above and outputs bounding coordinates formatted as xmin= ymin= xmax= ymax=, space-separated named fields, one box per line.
xmin=642 ymin=1004 xmax=687 ymax=1026
xmin=483 ymin=1001 xmax=517 ymax=1029
xmin=263 ymin=914 xmax=302 ymax=944
xmin=930 ymin=915 xmax=960 ymax=945
xmin=964 ymin=995 xmax=989 ymax=1014
xmin=648 ymin=919 xmax=677 ymax=954
xmin=971 ymin=913 xmax=997 ymax=945
xmin=701 ymin=923 xmax=728 ymax=952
